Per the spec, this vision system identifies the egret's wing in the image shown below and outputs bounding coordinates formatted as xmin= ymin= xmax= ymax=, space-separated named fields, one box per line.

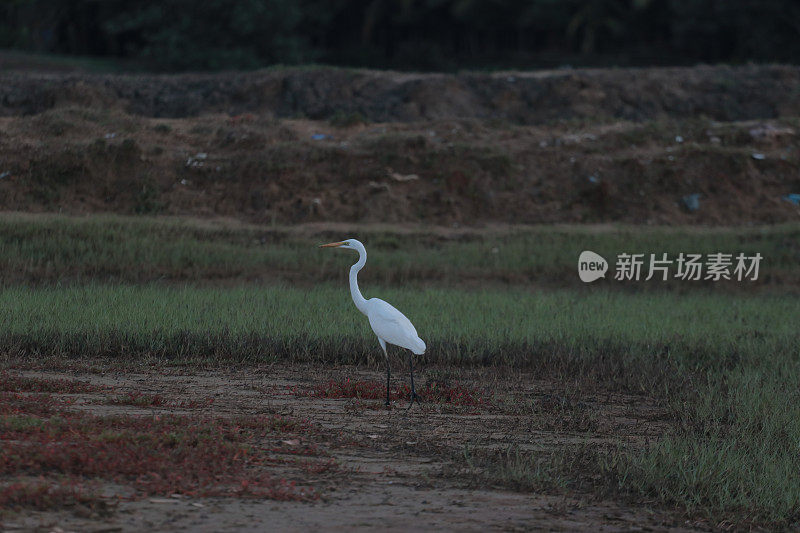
xmin=367 ymin=299 xmax=426 ymax=354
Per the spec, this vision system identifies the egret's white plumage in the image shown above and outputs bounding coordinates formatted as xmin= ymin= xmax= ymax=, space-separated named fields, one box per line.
xmin=320 ymin=238 xmax=425 ymax=406
xmin=367 ymin=299 xmax=426 ymax=355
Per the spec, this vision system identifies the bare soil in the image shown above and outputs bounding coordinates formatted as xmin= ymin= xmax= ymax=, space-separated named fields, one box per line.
xmin=0 ymin=111 xmax=798 ymax=227
xmin=0 ymin=363 xmax=705 ymax=532
xmin=0 ymin=66 xmax=799 ymax=226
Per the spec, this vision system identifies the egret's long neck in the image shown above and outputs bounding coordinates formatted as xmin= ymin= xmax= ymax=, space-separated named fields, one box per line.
xmin=349 ymin=245 xmax=368 ymax=314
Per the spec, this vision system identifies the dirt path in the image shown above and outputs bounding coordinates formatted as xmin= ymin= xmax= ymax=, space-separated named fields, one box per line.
xmin=1 ymin=365 xmax=699 ymax=532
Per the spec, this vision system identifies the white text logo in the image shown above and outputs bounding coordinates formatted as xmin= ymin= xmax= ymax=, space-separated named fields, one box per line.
xmin=578 ymin=251 xmax=609 ymax=282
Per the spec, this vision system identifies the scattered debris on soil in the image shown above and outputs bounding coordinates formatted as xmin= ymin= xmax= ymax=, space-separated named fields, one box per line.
xmin=0 ymin=108 xmax=798 ymax=226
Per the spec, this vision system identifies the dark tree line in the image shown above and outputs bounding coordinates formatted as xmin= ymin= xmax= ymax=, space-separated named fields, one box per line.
xmin=2 ymin=0 xmax=799 ymax=71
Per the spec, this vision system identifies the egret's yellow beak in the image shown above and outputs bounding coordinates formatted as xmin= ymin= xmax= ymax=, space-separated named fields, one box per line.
xmin=319 ymin=241 xmax=344 ymax=248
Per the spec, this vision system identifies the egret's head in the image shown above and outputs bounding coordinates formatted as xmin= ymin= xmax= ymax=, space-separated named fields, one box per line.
xmin=319 ymin=238 xmax=359 ymax=250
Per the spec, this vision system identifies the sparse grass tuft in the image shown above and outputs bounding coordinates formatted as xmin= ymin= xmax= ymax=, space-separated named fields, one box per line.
xmin=458 ymin=444 xmax=600 ymax=493
xmin=329 ymin=110 xmax=367 ymax=128
xmin=106 ymin=391 xmax=214 ymax=409
xmin=0 ymin=481 xmax=109 ymax=513
xmin=0 ymin=373 xmax=105 ymax=394
xmin=108 ymin=391 xmax=167 ymax=407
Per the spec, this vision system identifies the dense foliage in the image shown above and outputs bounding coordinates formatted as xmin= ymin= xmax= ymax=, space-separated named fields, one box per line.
xmin=2 ymin=0 xmax=799 ymax=71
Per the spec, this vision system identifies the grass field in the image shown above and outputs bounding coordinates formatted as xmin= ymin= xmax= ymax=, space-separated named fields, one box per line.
xmin=1 ymin=213 xmax=799 ymax=528
xmin=0 ymin=213 xmax=798 ymax=289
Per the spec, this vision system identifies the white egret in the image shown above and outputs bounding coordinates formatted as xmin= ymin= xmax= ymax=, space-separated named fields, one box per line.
xmin=319 ymin=239 xmax=425 ymax=407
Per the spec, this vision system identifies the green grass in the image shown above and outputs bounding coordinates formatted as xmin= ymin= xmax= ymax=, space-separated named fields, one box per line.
xmin=0 ymin=284 xmax=795 ymax=376
xmin=460 ymin=444 xmax=597 ymax=492
xmin=0 ymin=213 xmax=798 ymax=289
xmin=616 ymin=431 xmax=800 ymax=524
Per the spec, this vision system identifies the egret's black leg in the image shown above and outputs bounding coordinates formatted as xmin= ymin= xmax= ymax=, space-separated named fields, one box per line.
xmin=385 ymin=358 xmax=391 ymax=407
xmin=407 ymin=351 xmax=419 ymax=409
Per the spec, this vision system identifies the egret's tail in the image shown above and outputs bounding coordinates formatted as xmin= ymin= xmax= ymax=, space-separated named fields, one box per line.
xmin=411 ymin=337 xmax=426 ymax=355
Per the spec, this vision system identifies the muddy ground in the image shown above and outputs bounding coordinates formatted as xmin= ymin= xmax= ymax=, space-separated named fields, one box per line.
xmin=0 ymin=363 xmax=705 ymax=532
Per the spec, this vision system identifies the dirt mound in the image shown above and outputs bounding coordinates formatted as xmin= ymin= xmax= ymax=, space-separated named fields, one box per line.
xmin=2 ymin=65 xmax=800 ymax=124
xmin=0 ymin=65 xmax=799 ymax=226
